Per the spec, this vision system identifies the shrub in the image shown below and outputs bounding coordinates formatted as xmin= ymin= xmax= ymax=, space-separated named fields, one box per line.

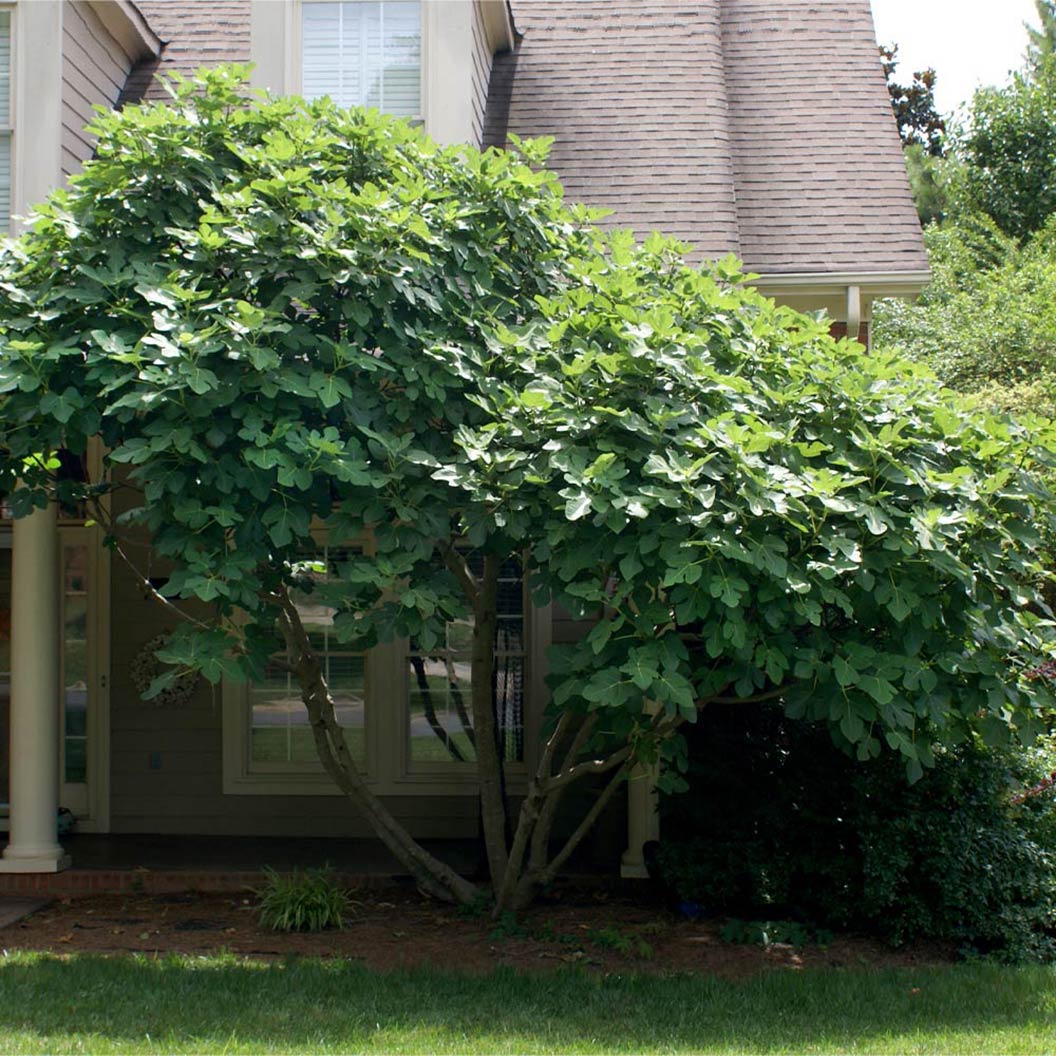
xmin=873 ymin=214 xmax=1056 ymax=415
xmin=654 ymin=706 xmax=1056 ymax=962
xmin=255 ymin=867 xmax=352 ymax=932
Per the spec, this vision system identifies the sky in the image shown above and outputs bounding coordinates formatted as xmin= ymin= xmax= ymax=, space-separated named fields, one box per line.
xmin=870 ymin=0 xmax=1040 ymax=117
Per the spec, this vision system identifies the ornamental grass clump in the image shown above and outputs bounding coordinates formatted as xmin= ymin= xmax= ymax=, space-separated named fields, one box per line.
xmin=256 ymin=867 xmax=352 ymax=933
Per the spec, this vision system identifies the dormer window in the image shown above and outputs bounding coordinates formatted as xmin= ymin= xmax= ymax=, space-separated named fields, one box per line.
xmin=301 ymin=1 xmax=421 ymax=120
xmin=250 ymin=0 xmax=514 ymax=147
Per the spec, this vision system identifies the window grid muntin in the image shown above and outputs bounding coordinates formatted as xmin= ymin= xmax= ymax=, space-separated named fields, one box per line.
xmin=248 ymin=544 xmax=368 ymax=770
xmin=406 ymin=554 xmax=526 ymax=766
xmin=301 ymin=0 xmax=422 ymax=120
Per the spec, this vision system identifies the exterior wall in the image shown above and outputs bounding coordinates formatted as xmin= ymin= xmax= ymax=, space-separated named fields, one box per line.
xmin=828 ymin=320 xmax=870 ymax=345
xmin=468 ymin=0 xmax=492 ymax=147
xmin=61 ymin=1 xmax=137 ymax=178
xmin=108 ymin=548 xmax=483 ymax=837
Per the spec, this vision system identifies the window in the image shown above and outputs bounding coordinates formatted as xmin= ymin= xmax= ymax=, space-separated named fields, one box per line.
xmin=407 ymin=555 xmax=525 ymax=767
xmin=0 ymin=11 xmax=11 ymax=234
xmin=223 ymin=546 xmax=546 ymax=796
xmin=248 ymin=546 xmax=367 ymax=769
xmin=301 ymin=1 xmax=421 ymax=120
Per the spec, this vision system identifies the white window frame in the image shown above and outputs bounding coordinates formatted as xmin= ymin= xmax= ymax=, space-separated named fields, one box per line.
xmin=250 ymin=0 xmax=504 ymax=147
xmin=223 ymin=547 xmax=550 ymax=796
xmin=297 ymin=0 xmax=424 ymax=124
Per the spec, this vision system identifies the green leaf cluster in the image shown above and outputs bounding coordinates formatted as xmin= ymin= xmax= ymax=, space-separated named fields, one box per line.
xmin=0 ymin=67 xmax=1054 ymax=780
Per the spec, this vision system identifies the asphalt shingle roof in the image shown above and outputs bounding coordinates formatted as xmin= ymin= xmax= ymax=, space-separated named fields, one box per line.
xmin=122 ymin=0 xmax=927 ymax=278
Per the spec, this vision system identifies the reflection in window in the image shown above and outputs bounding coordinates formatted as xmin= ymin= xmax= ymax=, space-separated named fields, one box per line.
xmin=249 ymin=546 xmax=367 ymax=766
xmin=302 ymin=1 xmax=421 ymax=119
xmin=407 ymin=554 xmax=524 ymax=765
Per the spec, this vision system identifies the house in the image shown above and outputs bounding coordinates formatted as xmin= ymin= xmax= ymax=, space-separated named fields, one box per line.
xmin=0 ymin=0 xmax=928 ymax=879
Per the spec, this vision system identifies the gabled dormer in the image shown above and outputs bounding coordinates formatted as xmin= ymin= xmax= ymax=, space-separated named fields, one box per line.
xmin=250 ymin=0 xmax=516 ymax=147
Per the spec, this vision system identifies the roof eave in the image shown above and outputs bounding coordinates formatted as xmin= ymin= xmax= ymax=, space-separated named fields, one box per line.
xmin=480 ymin=0 xmax=516 ymax=54
xmin=750 ymin=269 xmax=932 ymax=299
xmin=87 ymin=1 xmax=163 ymax=62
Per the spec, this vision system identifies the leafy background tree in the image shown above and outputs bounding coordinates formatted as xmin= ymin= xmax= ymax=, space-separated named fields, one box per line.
xmin=1026 ymin=0 xmax=1056 ymax=74
xmin=875 ymin=6 xmax=1056 ymax=416
xmin=879 ymin=44 xmax=946 ymax=157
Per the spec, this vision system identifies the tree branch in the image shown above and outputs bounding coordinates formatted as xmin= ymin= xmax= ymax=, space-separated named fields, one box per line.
xmin=543 ymin=744 xmax=634 ymax=791
xmin=439 ymin=540 xmax=478 ymax=607
xmin=534 ymin=760 xmax=632 ymax=888
xmin=711 ymin=686 xmax=788 ymax=705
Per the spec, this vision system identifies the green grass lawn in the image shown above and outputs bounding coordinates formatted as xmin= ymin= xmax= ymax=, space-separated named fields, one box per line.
xmin=0 ymin=954 xmax=1054 ymax=1054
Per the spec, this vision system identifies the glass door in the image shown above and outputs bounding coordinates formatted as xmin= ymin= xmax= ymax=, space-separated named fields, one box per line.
xmin=0 ymin=537 xmax=10 ymax=817
xmin=60 ymin=538 xmax=90 ymax=815
xmin=57 ymin=528 xmax=106 ymax=819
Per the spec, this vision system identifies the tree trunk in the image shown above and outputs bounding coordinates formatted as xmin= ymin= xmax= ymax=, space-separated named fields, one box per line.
xmin=469 ymin=553 xmax=510 ymax=888
xmin=276 ymin=588 xmax=478 ymax=905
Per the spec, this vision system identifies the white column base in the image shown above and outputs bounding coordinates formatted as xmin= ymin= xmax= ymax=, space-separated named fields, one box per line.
xmin=0 ymin=850 xmax=71 ymax=873
xmin=620 ymin=857 xmax=651 ymax=880
xmin=620 ymin=764 xmax=660 ymax=879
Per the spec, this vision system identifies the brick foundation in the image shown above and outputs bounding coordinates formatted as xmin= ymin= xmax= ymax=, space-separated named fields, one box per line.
xmin=0 ymin=869 xmax=394 ymax=896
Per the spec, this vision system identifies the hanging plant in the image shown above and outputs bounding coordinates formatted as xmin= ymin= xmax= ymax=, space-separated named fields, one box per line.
xmin=130 ymin=635 xmax=200 ymax=708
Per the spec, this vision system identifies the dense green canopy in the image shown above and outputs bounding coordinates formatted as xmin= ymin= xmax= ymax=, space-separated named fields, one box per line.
xmin=0 ymin=69 xmax=1053 ymax=901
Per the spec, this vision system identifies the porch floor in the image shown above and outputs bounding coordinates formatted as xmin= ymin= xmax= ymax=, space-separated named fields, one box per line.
xmin=61 ymin=834 xmax=482 ymax=875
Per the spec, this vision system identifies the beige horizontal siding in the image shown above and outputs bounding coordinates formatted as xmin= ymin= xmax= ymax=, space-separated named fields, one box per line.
xmin=61 ymin=1 xmax=136 ymax=178
xmin=470 ymin=2 xmax=492 ymax=147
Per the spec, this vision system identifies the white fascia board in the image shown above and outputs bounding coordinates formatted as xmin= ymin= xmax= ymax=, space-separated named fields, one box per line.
xmin=750 ymin=269 xmax=932 ymax=299
xmin=479 ymin=0 xmax=515 ymax=53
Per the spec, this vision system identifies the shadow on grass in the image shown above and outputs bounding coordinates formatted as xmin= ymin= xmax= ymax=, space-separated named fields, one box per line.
xmin=0 ymin=954 xmax=1054 ymax=1053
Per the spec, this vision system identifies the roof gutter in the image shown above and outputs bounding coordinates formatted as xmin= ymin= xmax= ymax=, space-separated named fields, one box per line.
xmin=751 ymin=269 xmax=931 ymax=298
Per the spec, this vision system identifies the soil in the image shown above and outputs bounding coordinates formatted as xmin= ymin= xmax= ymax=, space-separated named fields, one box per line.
xmin=0 ymin=883 xmax=955 ymax=978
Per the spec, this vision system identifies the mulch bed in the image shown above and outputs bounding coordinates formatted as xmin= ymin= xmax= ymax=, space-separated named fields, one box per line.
xmin=0 ymin=884 xmax=954 ymax=978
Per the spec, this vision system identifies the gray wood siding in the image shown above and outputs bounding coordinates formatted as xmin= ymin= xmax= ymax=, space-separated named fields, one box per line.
xmin=470 ymin=2 xmax=493 ymax=147
xmin=61 ymin=2 xmax=136 ymax=178
xmin=107 ymin=516 xmax=480 ymax=838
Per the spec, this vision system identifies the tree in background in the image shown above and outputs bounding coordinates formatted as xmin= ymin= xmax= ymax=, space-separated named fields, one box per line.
xmin=875 ymin=13 xmax=1056 ymax=407
xmin=879 ymin=44 xmax=950 ymax=225
xmin=1027 ymin=0 xmax=1056 ymax=74
xmin=879 ymin=44 xmax=946 ymax=157
xmin=874 ymin=214 xmax=1056 ymax=417
xmin=901 ymin=143 xmax=951 ymax=226
xmin=957 ymin=58 xmax=1056 ymax=240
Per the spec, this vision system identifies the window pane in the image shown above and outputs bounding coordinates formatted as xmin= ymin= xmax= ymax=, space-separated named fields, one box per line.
xmin=407 ymin=553 xmax=525 ymax=765
xmin=250 ymin=655 xmax=366 ymax=765
xmin=0 ymin=134 xmax=11 ymax=238
xmin=302 ymin=1 xmax=421 ymax=118
xmin=0 ymin=11 xmax=10 ymax=238
xmin=249 ymin=545 xmax=367 ymax=767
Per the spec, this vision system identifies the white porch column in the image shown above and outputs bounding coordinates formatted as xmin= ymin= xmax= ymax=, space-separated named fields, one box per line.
xmin=1 ymin=497 xmax=69 ymax=872
xmin=620 ymin=761 xmax=660 ymax=879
